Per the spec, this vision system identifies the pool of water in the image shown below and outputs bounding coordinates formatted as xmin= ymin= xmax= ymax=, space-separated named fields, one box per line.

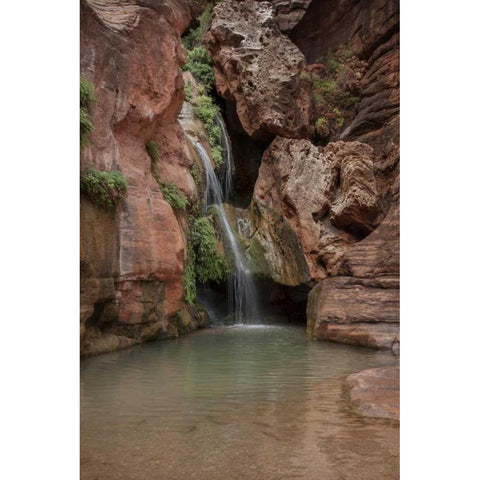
xmin=81 ymin=325 xmax=399 ymax=479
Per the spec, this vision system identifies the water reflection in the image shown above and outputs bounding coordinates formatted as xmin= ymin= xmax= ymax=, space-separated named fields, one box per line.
xmin=81 ymin=326 xmax=399 ymax=479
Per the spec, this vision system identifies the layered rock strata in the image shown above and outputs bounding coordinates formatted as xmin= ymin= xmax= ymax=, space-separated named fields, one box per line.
xmin=242 ymin=0 xmax=399 ymax=350
xmin=80 ymin=0 xmax=205 ymax=356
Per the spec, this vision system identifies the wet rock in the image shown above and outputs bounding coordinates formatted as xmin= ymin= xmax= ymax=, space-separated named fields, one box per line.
xmin=346 ymin=366 xmax=399 ymax=420
xmin=206 ymin=0 xmax=312 ymax=139
xmin=81 ymin=328 xmax=140 ymax=357
xmin=313 ymin=322 xmax=399 ymax=351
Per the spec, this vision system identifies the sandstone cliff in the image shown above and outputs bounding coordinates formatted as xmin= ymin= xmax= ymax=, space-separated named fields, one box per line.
xmin=80 ymin=0 xmax=400 ymax=354
xmin=80 ymin=0 xmax=206 ymax=356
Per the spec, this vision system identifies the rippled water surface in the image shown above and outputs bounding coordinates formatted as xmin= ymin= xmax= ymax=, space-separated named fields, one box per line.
xmin=81 ymin=325 xmax=399 ymax=480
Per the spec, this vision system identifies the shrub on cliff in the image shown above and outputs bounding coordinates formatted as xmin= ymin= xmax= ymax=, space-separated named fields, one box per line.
xmin=80 ymin=78 xmax=96 ymax=150
xmin=182 ymin=2 xmax=214 ymax=50
xmin=193 ymin=95 xmax=224 ymax=168
xmin=184 ymin=243 xmax=197 ymax=306
xmin=80 ymin=78 xmax=96 ymax=108
xmin=191 ymin=217 xmax=228 ymax=284
xmin=80 ymin=168 xmax=128 ymax=209
xmin=160 ymin=183 xmax=188 ymax=210
xmin=182 ymin=46 xmax=215 ymax=92
xmin=145 ymin=141 xmax=161 ymax=164
xmin=80 ymin=109 xmax=94 ymax=150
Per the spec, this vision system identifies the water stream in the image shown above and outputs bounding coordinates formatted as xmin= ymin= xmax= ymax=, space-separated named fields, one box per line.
xmin=81 ymin=325 xmax=399 ymax=480
xmin=215 ymin=113 xmax=233 ymax=201
xmin=192 ymin=139 xmax=259 ymax=324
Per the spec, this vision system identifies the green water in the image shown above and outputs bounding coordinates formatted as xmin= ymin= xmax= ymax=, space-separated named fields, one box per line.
xmin=81 ymin=325 xmax=399 ymax=480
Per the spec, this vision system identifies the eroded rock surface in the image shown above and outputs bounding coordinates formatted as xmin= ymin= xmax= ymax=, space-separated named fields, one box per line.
xmin=206 ymin=0 xmax=312 ymax=139
xmin=269 ymin=0 xmax=312 ymax=32
xmin=80 ymin=0 xmax=203 ymax=355
xmin=259 ymin=0 xmax=400 ymax=349
xmin=346 ymin=366 xmax=399 ymax=420
xmin=291 ymin=0 xmax=400 ymax=196
xmin=251 ymin=137 xmax=382 ymax=282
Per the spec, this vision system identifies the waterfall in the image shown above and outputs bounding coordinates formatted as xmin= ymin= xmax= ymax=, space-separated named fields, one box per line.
xmin=215 ymin=113 xmax=234 ymax=201
xmin=192 ymin=139 xmax=259 ymax=324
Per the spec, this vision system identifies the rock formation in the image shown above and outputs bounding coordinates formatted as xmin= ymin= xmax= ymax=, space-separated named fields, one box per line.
xmin=346 ymin=366 xmax=400 ymax=420
xmin=251 ymin=138 xmax=382 ymax=280
xmin=224 ymin=0 xmax=400 ymax=350
xmin=206 ymin=0 xmax=312 ymax=139
xmin=80 ymin=0 xmax=207 ymax=356
xmin=80 ymin=0 xmax=400 ymax=354
xmin=268 ymin=0 xmax=312 ymax=32
xmin=296 ymin=0 xmax=399 ymax=349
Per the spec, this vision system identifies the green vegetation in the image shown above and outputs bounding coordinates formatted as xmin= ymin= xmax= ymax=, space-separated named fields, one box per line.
xmin=313 ymin=77 xmax=337 ymax=94
xmin=181 ymin=2 xmax=224 ymax=170
xmin=193 ymin=95 xmax=219 ymax=129
xmin=183 ymin=214 xmax=229 ymax=305
xmin=247 ymin=238 xmax=269 ymax=276
xmin=80 ymin=77 xmax=96 ymax=108
xmin=182 ymin=46 xmax=215 ymax=92
xmin=299 ymin=70 xmax=312 ymax=82
xmin=192 ymin=95 xmax=224 ymax=168
xmin=80 ymin=168 xmax=128 ymax=209
xmin=147 ymin=145 xmax=188 ymax=210
xmin=314 ymin=117 xmax=329 ymax=137
xmin=325 ymin=53 xmax=340 ymax=74
xmin=80 ymin=78 xmax=96 ymax=150
xmin=211 ymin=145 xmax=223 ymax=168
xmin=184 ymin=243 xmax=197 ymax=306
xmin=332 ymin=107 xmax=344 ymax=128
xmin=160 ymin=183 xmax=188 ymax=210
xmin=190 ymin=163 xmax=202 ymax=185
xmin=80 ymin=110 xmax=94 ymax=150
xmin=191 ymin=217 xmax=228 ymax=284
xmin=309 ymin=48 xmax=361 ymax=139
xmin=184 ymin=81 xmax=194 ymax=101
xmin=145 ymin=141 xmax=161 ymax=164
xmin=182 ymin=3 xmax=213 ymax=50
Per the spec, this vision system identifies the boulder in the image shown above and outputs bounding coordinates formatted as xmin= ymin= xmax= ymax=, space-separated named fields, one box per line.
xmin=346 ymin=366 xmax=400 ymax=420
xmin=206 ymin=0 xmax=312 ymax=139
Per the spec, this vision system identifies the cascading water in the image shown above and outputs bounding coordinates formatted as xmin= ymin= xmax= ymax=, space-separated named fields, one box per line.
xmin=215 ymin=113 xmax=234 ymax=201
xmin=192 ymin=138 xmax=259 ymax=324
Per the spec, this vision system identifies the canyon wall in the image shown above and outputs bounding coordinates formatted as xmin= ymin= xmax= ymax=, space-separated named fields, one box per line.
xmin=207 ymin=0 xmax=399 ymax=350
xmin=80 ymin=0 xmax=206 ymax=356
xmin=80 ymin=0 xmax=399 ymax=354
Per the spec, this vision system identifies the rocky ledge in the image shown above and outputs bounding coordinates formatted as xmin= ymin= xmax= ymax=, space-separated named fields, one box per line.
xmin=346 ymin=366 xmax=399 ymax=420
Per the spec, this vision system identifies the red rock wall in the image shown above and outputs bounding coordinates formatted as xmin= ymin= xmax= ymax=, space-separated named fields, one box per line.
xmin=290 ymin=0 xmax=400 ymax=349
xmin=80 ymin=0 xmax=202 ymax=355
xmin=207 ymin=0 xmax=399 ymax=350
